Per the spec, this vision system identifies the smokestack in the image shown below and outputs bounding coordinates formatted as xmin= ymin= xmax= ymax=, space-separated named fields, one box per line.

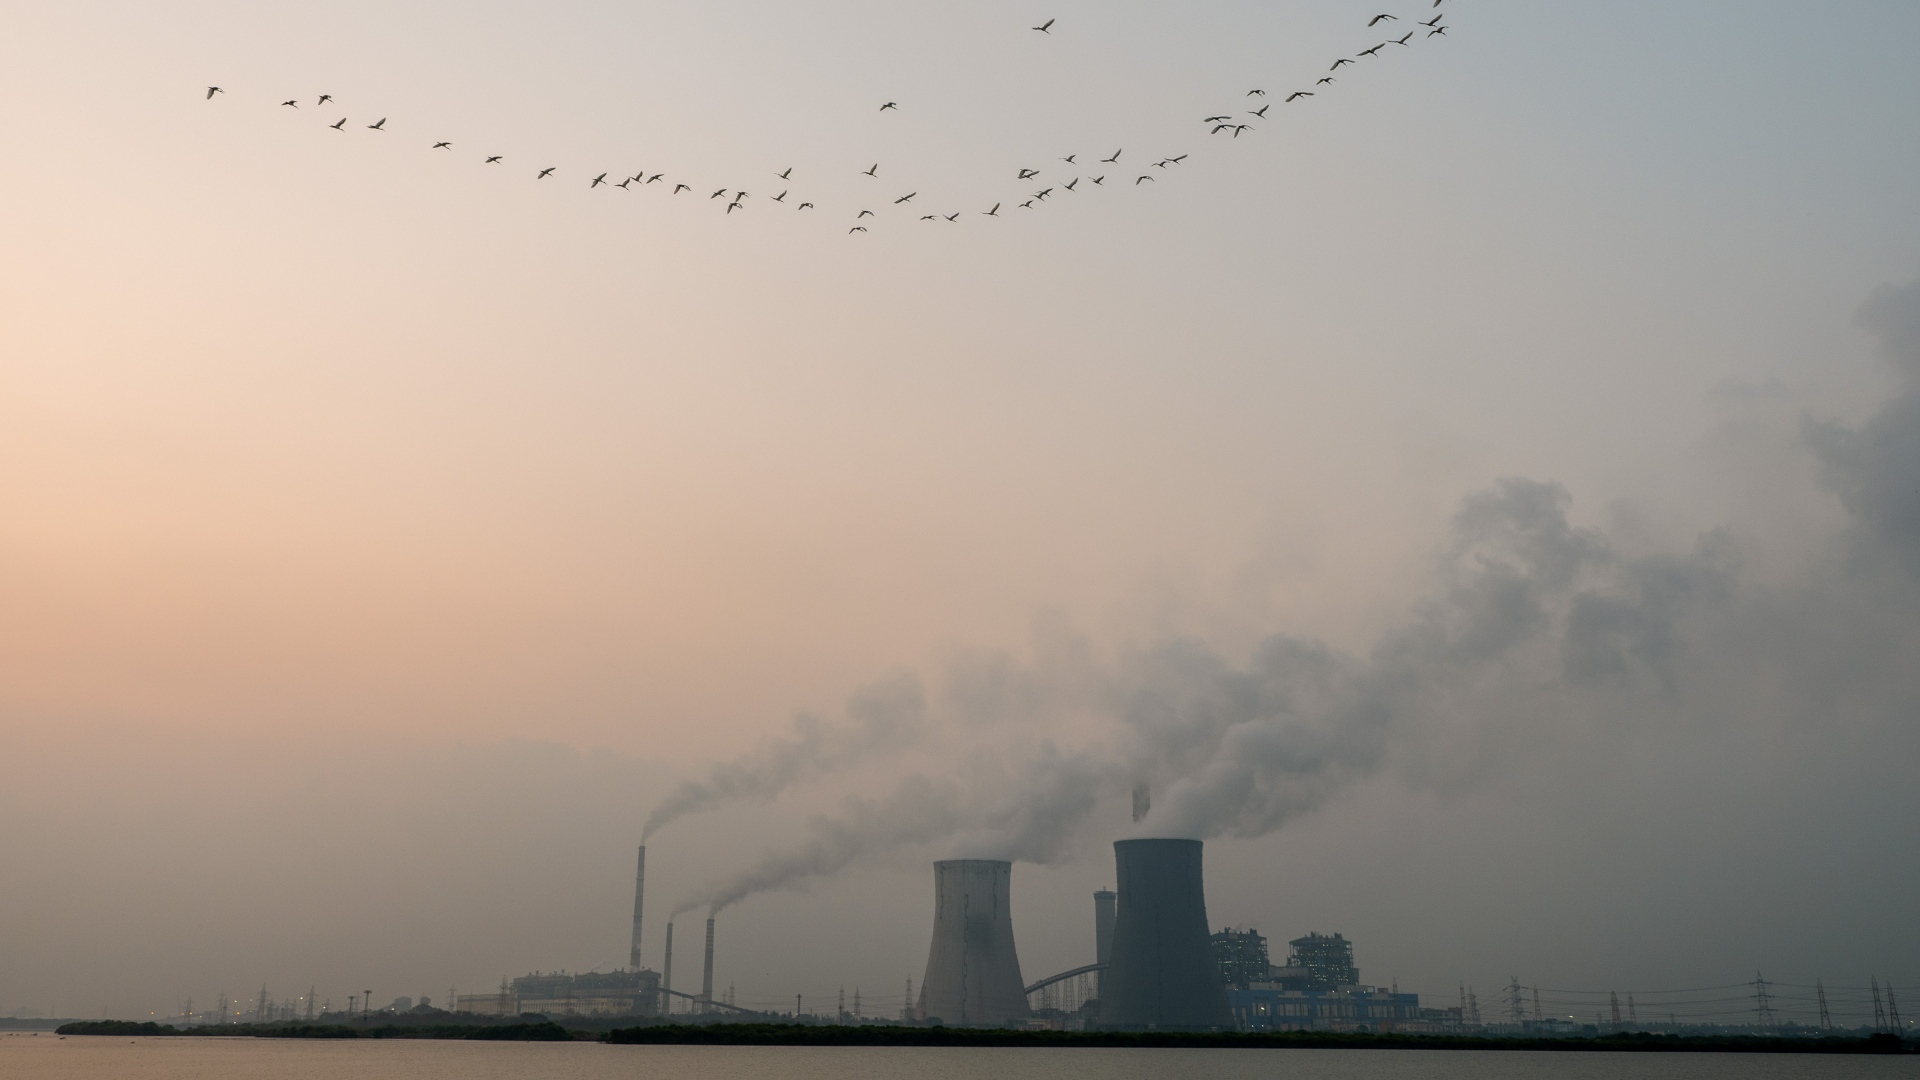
xmin=1100 ymin=839 xmax=1231 ymax=1031
xmin=1093 ymin=889 xmax=1117 ymax=998
xmin=917 ymin=859 xmax=1029 ymax=1027
xmin=701 ymin=917 xmax=716 ymax=1010
xmin=663 ymin=921 xmax=674 ymax=1002
xmin=630 ymin=846 xmax=646 ymax=970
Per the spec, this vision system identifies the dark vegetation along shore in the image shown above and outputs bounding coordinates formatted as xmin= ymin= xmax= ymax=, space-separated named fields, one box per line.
xmin=54 ymin=1018 xmax=1916 ymax=1053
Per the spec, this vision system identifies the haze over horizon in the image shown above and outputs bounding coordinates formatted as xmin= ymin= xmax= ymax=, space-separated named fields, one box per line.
xmin=2 ymin=0 xmax=1917 ymax=1026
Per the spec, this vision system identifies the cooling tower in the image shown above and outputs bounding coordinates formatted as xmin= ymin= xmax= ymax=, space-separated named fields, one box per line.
xmin=1100 ymin=839 xmax=1232 ymax=1030
xmin=917 ymin=860 xmax=1030 ymax=1027
xmin=629 ymin=846 xmax=646 ymax=970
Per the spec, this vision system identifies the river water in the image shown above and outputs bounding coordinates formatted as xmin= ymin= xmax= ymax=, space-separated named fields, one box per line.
xmin=3 ymin=1033 xmax=1914 ymax=1080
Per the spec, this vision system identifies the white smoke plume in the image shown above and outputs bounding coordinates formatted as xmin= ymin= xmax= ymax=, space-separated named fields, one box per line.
xmin=640 ymin=672 xmax=927 ymax=840
xmin=672 ymin=278 xmax=1920 ymax=915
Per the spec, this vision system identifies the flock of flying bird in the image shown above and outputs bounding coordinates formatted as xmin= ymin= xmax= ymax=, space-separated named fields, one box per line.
xmin=205 ymin=5 xmax=1456 ymax=235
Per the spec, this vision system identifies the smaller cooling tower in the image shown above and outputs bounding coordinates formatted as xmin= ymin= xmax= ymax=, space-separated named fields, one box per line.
xmin=917 ymin=860 xmax=1029 ymax=1027
xmin=1100 ymin=839 xmax=1231 ymax=1030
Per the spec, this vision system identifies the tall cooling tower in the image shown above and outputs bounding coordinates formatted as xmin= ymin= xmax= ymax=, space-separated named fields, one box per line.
xmin=917 ymin=860 xmax=1030 ymax=1027
xmin=1100 ymin=839 xmax=1231 ymax=1030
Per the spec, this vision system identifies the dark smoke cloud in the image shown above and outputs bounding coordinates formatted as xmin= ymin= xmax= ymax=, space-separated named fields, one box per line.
xmin=640 ymin=672 xmax=927 ymax=840
xmin=678 ymin=279 xmax=1920 ymax=913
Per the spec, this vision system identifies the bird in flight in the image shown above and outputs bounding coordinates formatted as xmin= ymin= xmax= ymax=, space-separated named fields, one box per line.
xmin=895 ymin=192 xmax=916 ymax=203
xmin=1231 ymin=124 xmax=1251 ymax=137
xmin=1359 ymin=44 xmax=1385 ymax=57
xmin=1135 ymin=175 xmax=1153 ymax=184
xmin=1167 ymin=154 xmax=1187 ymax=164
xmin=1017 ymin=168 xmax=1039 ymax=179
xmin=329 ymin=118 xmax=348 ymax=130
xmin=368 ymin=118 xmax=387 ymax=130
xmin=1250 ymin=104 xmax=1270 ymax=117
xmin=281 ymin=100 xmax=299 ymax=108
xmin=772 ymin=190 xmax=788 ymax=202
xmin=617 ymin=177 xmax=634 ymax=189
xmin=857 ymin=209 xmax=875 ymax=218
xmin=879 ymin=102 xmax=898 ymax=111
xmin=920 ymin=214 xmax=937 ymax=221
xmin=798 ymin=202 xmax=814 ymax=210
xmin=1019 ymin=200 xmax=1034 ymax=209
xmin=317 ymin=94 xmax=332 ymax=105
xmin=1089 ymin=175 xmax=1105 ymax=185
xmin=432 ymin=141 xmax=452 ymax=150
xmin=1393 ymin=31 xmax=1413 ymax=45
xmin=648 ymin=174 xmax=664 ymax=183
xmin=726 ymin=201 xmax=743 ymax=214
xmin=1035 ymin=188 xmax=1053 ymax=200
xmin=1033 ymin=18 xmax=1054 ymax=32
xmin=1062 ymin=154 xmax=1077 ymax=164
xmin=205 ymin=86 xmax=222 ymax=99
xmin=863 ymin=163 xmax=880 ymax=176
xmin=1213 ymin=124 xmax=1233 ymax=134
xmin=1287 ymin=91 xmax=1313 ymax=102
xmin=539 ymin=167 xmax=557 ymax=178
xmin=1331 ymin=58 xmax=1353 ymax=69
xmin=944 ymin=213 xmax=959 ymax=222
xmin=1064 ymin=178 xmax=1079 ymax=191
xmin=849 ymin=226 xmax=867 ymax=233
xmin=778 ymin=167 xmax=793 ymax=180
xmin=485 ymin=155 xmax=502 ymax=163
xmin=984 ymin=203 xmax=1000 ymax=216
xmin=711 ymin=188 xmax=728 ymax=199
xmin=674 ymin=183 xmax=691 ymax=193
xmin=591 ymin=173 xmax=608 ymax=187
xmin=1422 ymin=14 xmax=1443 ymax=25
xmin=1429 ymin=25 xmax=1447 ymax=35
xmin=1368 ymin=14 xmax=1398 ymax=25
xmin=1248 ymin=89 xmax=1266 ymax=97
xmin=735 ymin=191 xmax=748 ymax=200
xmin=1318 ymin=77 xmax=1335 ymax=84
xmin=1101 ymin=149 xmax=1122 ymax=163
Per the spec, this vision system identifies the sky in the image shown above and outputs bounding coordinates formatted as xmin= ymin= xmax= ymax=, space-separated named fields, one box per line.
xmin=2 ymin=0 xmax=1918 ymax=1025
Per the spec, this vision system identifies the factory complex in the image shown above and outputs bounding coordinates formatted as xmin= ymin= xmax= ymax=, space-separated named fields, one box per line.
xmin=454 ymin=839 xmax=1449 ymax=1033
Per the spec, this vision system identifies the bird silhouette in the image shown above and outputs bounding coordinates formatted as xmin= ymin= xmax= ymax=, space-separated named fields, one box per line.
xmin=1422 ymin=14 xmax=1443 ymax=25
xmin=1248 ymin=89 xmax=1267 ymax=96
xmin=858 ymin=210 xmax=875 ymax=218
xmin=591 ymin=173 xmax=608 ymax=187
xmin=1064 ymin=178 xmax=1079 ymax=191
xmin=1318 ymin=77 xmax=1335 ymax=84
xmin=1251 ymin=104 xmax=1270 ymax=117
xmin=317 ymin=94 xmax=332 ymax=105
xmin=432 ymin=141 xmax=452 ymax=150
xmin=863 ymin=163 xmax=880 ymax=176
xmin=1135 ymin=175 xmax=1153 ymax=184
xmin=617 ymin=177 xmax=634 ymax=189
xmin=735 ymin=191 xmax=748 ymax=200
xmin=1429 ymin=25 xmax=1447 ymax=35
xmin=648 ymin=174 xmax=664 ymax=183
xmin=368 ymin=118 xmax=387 ymax=130
xmin=879 ymin=102 xmax=898 ymax=111
xmin=1287 ymin=91 xmax=1313 ymax=101
xmin=895 ymin=192 xmax=916 ymax=203
xmin=329 ymin=118 xmax=347 ymax=130
xmin=1062 ymin=154 xmax=1077 ymax=164
xmin=1168 ymin=154 xmax=1187 ymax=164
xmin=1019 ymin=200 xmax=1034 ymax=208
xmin=1035 ymin=188 xmax=1053 ymax=199
xmin=674 ymin=184 xmax=691 ymax=193
xmin=849 ymin=226 xmax=867 ymax=233
xmin=1393 ymin=31 xmax=1413 ymax=45
xmin=727 ymin=201 xmax=742 ymax=213
xmin=281 ymin=100 xmax=299 ymax=108
xmin=985 ymin=203 xmax=1001 ymax=216
xmin=1033 ymin=18 xmax=1055 ymax=32
xmin=1101 ymin=149 xmax=1122 ymax=163
xmin=1359 ymin=44 xmax=1384 ymax=57
xmin=921 ymin=214 xmax=937 ymax=221
xmin=945 ymin=213 xmax=959 ymax=222
xmin=798 ymin=202 xmax=814 ymax=209
xmin=485 ymin=155 xmax=502 ymax=163
xmin=205 ymin=86 xmax=222 ymax=99
xmin=1368 ymin=14 xmax=1398 ymax=25
xmin=711 ymin=188 xmax=727 ymax=199
xmin=778 ymin=167 xmax=792 ymax=179
xmin=772 ymin=191 xmax=788 ymax=202
xmin=1090 ymin=175 xmax=1105 ymax=185
xmin=1017 ymin=168 xmax=1039 ymax=179
xmin=1204 ymin=115 xmax=1232 ymax=123
xmin=539 ymin=167 xmax=556 ymax=178
xmin=1232 ymin=124 xmax=1251 ymax=137
xmin=1331 ymin=58 xmax=1353 ymax=69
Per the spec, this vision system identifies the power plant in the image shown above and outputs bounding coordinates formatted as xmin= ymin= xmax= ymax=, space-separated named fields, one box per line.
xmin=916 ymin=859 xmax=1030 ymax=1027
xmin=1099 ymin=839 xmax=1233 ymax=1030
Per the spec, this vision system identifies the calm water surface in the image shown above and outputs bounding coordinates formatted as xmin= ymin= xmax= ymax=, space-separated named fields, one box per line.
xmin=4 ymin=1033 xmax=1916 ymax=1080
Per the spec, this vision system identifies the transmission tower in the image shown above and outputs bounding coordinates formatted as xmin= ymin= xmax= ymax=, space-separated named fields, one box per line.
xmin=255 ymin=985 xmax=270 ymax=1024
xmin=854 ymin=987 xmax=862 ymax=1019
xmin=1628 ymin=994 xmax=1637 ymax=1027
xmin=1509 ymin=978 xmax=1524 ymax=1026
xmin=306 ymin=987 xmax=316 ymax=1022
xmin=1533 ymin=988 xmax=1543 ymax=1022
xmin=1872 ymin=977 xmax=1887 ymax=1031
xmin=1467 ymin=987 xmax=1481 ymax=1027
xmin=1752 ymin=972 xmax=1775 ymax=1033
xmin=1816 ymin=980 xmax=1831 ymax=1030
xmin=1610 ymin=991 xmax=1622 ymax=1031
xmin=1889 ymin=986 xmax=1903 ymax=1033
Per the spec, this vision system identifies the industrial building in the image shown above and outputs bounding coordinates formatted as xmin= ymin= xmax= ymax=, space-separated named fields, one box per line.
xmin=1286 ymin=931 xmax=1360 ymax=991
xmin=1210 ymin=928 xmax=1271 ymax=988
xmin=917 ymin=860 xmax=1030 ymax=1027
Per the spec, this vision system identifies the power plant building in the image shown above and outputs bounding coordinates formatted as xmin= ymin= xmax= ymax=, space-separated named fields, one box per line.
xmin=917 ymin=859 xmax=1030 ymax=1027
xmin=1099 ymin=839 xmax=1233 ymax=1031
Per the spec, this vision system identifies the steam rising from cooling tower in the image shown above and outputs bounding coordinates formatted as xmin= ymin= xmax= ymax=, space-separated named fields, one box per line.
xmin=1100 ymin=839 xmax=1231 ymax=1030
xmin=917 ymin=860 xmax=1029 ymax=1027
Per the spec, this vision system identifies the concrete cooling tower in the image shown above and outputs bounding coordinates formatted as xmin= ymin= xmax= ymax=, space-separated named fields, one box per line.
xmin=917 ymin=859 xmax=1030 ymax=1027
xmin=1100 ymin=839 xmax=1232 ymax=1030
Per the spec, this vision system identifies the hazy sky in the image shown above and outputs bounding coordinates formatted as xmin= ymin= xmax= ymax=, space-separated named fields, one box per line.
xmin=2 ymin=0 xmax=1918 ymax=1023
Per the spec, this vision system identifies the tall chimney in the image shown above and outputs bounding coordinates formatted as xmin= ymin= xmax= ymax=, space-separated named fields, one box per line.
xmin=917 ymin=859 xmax=1029 ymax=1027
xmin=629 ymin=846 xmax=646 ymax=970
xmin=701 ymin=917 xmax=716 ymax=1010
xmin=663 ymin=921 xmax=674 ymax=1007
xmin=1093 ymin=889 xmax=1117 ymax=998
xmin=1100 ymin=839 xmax=1231 ymax=1031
